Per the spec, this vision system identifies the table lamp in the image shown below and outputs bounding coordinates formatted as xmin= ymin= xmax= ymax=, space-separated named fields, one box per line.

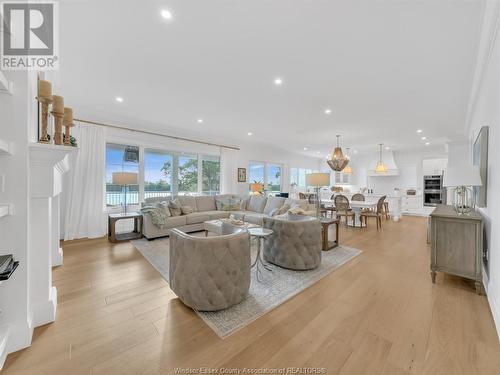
xmin=112 ymin=172 xmax=138 ymax=214
xmin=250 ymin=182 xmax=264 ymax=195
xmin=306 ymin=173 xmax=330 ymax=218
xmin=443 ymin=165 xmax=482 ymax=214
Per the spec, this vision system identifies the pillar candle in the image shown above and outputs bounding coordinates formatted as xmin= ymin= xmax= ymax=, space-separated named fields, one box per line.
xmin=52 ymin=95 xmax=64 ymax=113
xmin=63 ymin=107 xmax=73 ymax=125
xmin=38 ymin=80 xmax=52 ymax=98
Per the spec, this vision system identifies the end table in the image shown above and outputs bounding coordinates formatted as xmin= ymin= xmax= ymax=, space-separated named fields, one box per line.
xmin=320 ymin=218 xmax=339 ymax=251
xmin=108 ymin=212 xmax=143 ymax=243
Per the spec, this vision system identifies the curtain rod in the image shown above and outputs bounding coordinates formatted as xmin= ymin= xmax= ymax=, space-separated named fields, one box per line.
xmin=74 ymin=118 xmax=240 ymax=151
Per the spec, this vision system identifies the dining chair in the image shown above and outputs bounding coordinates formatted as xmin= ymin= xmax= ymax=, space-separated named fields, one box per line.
xmin=324 ymin=194 xmax=337 ymax=218
xmin=298 ymin=192 xmax=307 ymax=200
xmin=334 ymin=194 xmax=354 ymax=225
xmin=360 ymin=196 xmax=386 ymax=230
xmin=383 ymin=201 xmax=390 ymax=219
xmin=351 ymin=193 xmax=365 ymax=201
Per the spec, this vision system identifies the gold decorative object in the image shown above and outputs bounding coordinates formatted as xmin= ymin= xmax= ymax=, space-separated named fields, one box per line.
xmin=63 ymin=107 xmax=74 ymax=146
xmin=51 ymin=95 xmax=64 ymax=145
xmin=375 ymin=143 xmax=388 ymax=174
xmin=327 ymin=135 xmax=349 ymax=172
xmin=36 ymin=80 xmax=53 ymax=143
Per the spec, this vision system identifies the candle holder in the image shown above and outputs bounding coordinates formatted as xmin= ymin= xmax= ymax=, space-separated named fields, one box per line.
xmin=51 ymin=110 xmax=64 ymax=145
xmin=36 ymin=96 xmax=53 ymax=143
xmin=63 ymin=107 xmax=74 ymax=146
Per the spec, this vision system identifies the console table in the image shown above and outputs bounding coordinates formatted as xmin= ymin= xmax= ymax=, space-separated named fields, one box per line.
xmin=430 ymin=205 xmax=484 ymax=294
xmin=108 ymin=212 xmax=143 ymax=242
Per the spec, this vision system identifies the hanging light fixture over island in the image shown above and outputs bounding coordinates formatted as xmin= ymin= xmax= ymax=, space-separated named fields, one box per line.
xmin=375 ymin=143 xmax=388 ymax=174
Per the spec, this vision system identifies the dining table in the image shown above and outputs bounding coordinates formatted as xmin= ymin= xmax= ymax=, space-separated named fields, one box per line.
xmin=322 ymin=199 xmax=378 ymax=228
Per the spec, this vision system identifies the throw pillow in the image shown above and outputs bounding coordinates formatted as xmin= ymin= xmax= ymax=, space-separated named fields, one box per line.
xmin=168 ymin=199 xmax=182 ymax=216
xmin=181 ymin=205 xmax=194 ymax=215
xmin=216 ymin=196 xmax=242 ymax=211
xmin=275 ymin=203 xmax=291 ymax=215
xmin=156 ymin=201 xmax=171 ymax=217
xmin=219 ymin=201 xmax=241 ymax=211
xmin=240 ymin=196 xmax=250 ymax=210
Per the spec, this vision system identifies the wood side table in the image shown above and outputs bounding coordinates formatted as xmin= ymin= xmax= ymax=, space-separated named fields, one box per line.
xmin=321 ymin=218 xmax=339 ymax=251
xmin=108 ymin=212 xmax=143 ymax=243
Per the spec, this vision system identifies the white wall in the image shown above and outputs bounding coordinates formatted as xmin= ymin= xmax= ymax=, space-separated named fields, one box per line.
xmin=465 ymin=0 xmax=500 ymax=338
xmin=0 ymin=71 xmax=36 ymax=366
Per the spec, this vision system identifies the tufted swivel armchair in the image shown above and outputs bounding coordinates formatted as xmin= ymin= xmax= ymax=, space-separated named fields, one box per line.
xmin=169 ymin=227 xmax=251 ymax=311
xmin=262 ymin=216 xmax=322 ymax=270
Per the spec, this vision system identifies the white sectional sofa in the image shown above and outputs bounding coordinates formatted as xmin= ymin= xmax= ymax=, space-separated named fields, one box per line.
xmin=142 ymin=194 xmax=315 ymax=240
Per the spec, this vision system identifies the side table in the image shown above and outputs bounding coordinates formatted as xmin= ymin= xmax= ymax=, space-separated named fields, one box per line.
xmin=248 ymin=227 xmax=274 ymax=281
xmin=320 ymin=218 xmax=339 ymax=251
xmin=108 ymin=212 xmax=143 ymax=243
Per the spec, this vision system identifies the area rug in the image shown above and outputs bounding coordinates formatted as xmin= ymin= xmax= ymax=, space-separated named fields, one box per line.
xmin=131 ymin=236 xmax=361 ymax=338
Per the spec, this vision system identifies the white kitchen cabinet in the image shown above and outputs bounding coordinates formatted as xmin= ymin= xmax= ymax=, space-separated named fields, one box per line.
xmin=402 ymin=195 xmax=435 ymax=216
xmin=422 ymin=158 xmax=447 ymax=175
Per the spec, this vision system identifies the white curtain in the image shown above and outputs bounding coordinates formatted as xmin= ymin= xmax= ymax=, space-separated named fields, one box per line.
xmin=220 ymin=147 xmax=239 ymax=194
xmin=64 ymin=123 xmax=106 ymax=240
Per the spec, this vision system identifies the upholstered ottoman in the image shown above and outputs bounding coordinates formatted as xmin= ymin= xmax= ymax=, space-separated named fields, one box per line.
xmin=262 ymin=216 xmax=322 ymax=270
xmin=169 ymin=228 xmax=251 ymax=311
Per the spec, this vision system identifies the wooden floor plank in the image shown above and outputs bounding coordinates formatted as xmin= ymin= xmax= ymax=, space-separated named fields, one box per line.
xmin=3 ymin=216 xmax=500 ymax=375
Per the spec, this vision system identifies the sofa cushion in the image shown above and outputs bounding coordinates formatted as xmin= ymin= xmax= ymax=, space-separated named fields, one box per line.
xmin=243 ymin=212 xmax=266 ymax=225
xmin=143 ymin=196 xmax=171 ymax=207
xmin=185 ymin=212 xmax=211 ymax=225
xmin=196 ymin=196 xmax=216 ymax=212
xmin=177 ymin=196 xmax=197 ymax=211
xmin=164 ymin=215 xmax=187 ymax=229
xmin=263 ymin=196 xmax=286 ymax=216
xmin=240 ymin=196 xmax=251 ymax=210
xmin=206 ymin=210 xmax=230 ymax=220
xmin=247 ymin=195 xmax=267 ymax=213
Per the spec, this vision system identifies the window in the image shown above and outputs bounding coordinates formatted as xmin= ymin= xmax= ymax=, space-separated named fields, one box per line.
xmin=106 ymin=143 xmax=139 ymax=206
xmin=268 ymin=164 xmax=282 ymax=193
xmin=144 ymin=149 xmax=173 ymax=199
xmin=201 ymin=155 xmax=220 ymax=195
xmin=249 ymin=162 xmax=265 ymax=185
xmin=249 ymin=161 xmax=283 ymax=193
xmin=290 ymin=168 xmax=298 ymax=186
xmin=177 ymin=154 xmax=198 ymax=195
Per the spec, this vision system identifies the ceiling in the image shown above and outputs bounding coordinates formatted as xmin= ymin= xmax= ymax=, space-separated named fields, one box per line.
xmin=56 ymin=0 xmax=485 ymax=158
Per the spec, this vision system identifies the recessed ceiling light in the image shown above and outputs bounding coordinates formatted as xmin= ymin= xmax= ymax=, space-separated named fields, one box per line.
xmin=303 ymin=147 xmax=308 ymax=151
xmin=197 ymin=118 xmax=203 ymax=124
xmin=324 ymin=109 xmax=332 ymax=114
xmin=115 ymin=97 xmax=124 ymax=103
xmin=161 ymin=9 xmax=173 ymax=20
xmin=425 ymin=142 xmax=430 ymax=146
xmin=421 ymin=136 xmax=427 ymax=140
xmin=247 ymin=132 xmax=252 ymax=136
xmin=385 ymin=146 xmax=390 ymax=150
xmin=273 ymin=77 xmax=283 ymax=86
xmin=417 ymin=129 xmax=423 ymax=133
xmin=316 ymin=151 xmax=321 ymax=154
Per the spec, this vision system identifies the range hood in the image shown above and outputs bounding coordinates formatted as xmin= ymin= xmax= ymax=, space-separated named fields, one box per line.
xmin=368 ymin=150 xmax=400 ymax=176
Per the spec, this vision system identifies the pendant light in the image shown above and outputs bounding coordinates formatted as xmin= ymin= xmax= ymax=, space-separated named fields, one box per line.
xmin=343 ymin=148 xmax=353 ymax=174
xmin=327 ymin=135 xmax=349 ymax=172
xmin=375 ymin=143 xmax=388 ymax=174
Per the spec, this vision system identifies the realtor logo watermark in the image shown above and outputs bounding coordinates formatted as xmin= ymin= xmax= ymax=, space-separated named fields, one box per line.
xmin=1 ymin=1 xmax=59 ymax=70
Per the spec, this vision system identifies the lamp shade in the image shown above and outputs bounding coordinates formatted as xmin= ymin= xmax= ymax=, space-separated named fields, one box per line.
xmin=250 ymin=183 xmax=264 ymax=192
xmin=112 ymin=172 xmax=138 ymax=186
xmin=306 ymin=173 xmax=330 ymax=187
xmin=443 ymin=165 xmax=482 ymax=187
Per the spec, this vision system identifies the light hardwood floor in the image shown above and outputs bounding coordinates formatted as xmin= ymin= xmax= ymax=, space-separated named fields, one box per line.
xmin=3 ymin=216 xmax=500 ymax=374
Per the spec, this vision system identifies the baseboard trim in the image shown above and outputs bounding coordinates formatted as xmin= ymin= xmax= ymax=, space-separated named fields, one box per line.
xmin=0 ymin=318 xmax=34 ymax=370
xmin=52 ymin=247 xmax=63 ymax=267
xmin=31 ymin=286 xmax=57 ymax=328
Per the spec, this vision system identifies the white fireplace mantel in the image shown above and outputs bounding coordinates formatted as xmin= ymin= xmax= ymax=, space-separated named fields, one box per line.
xmin=29 ymin=143 xmax=75 ymax=198
xmin=28 ymin=142 xmax=76 ymax=327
